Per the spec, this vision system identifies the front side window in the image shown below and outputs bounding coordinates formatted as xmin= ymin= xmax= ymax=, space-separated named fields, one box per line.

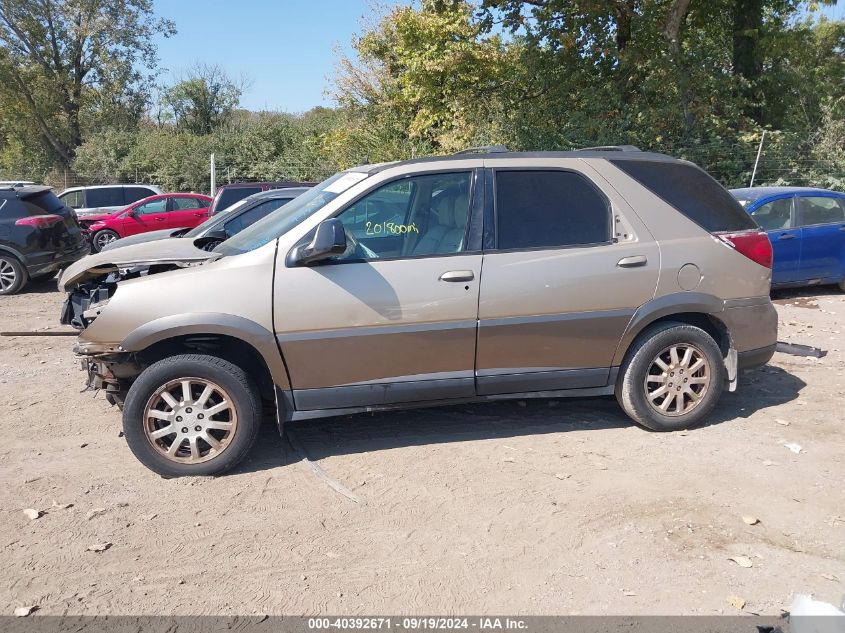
xmin=134 ymin=199 xmax=168 ymax=215
xmin=798 ymin=196 xmax=845 ymax=226
xmin=224 ymin=198 xmax=291 ymax=235
xmin=86 ymin=187 xmax=124 ymax=208
xmin=751 ymin=198 xmax=793 ymax=230
xmin=494 ymin=170 xmax=610 ymax=249
xmin=60 ymin=190 xmax=84 ymax=209
xmin=334 ymin=171 xmax=472 ymax=260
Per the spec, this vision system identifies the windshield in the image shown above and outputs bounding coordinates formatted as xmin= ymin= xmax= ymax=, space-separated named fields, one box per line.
xmin=184 ymin=198 xmax=250 ymax=237
xmin=216 ymin=171 xmax=369 ymax=255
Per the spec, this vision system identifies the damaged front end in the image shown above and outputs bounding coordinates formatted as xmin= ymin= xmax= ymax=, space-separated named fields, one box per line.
xmin=59 ymin=239 xmax=216 ymax=407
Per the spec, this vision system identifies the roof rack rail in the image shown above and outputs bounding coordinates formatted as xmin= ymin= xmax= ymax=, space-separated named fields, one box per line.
xmin=574 ymin=145 xmax=641 ymax=152
xmin=453 ymin=145 xmax=509 ymax=155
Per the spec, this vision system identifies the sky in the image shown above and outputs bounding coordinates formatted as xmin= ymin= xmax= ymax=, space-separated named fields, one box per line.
xmin=153 ymin=0 xmax=845 ymax=115
xmin=153 ymin=0 xmax=408 ymax=114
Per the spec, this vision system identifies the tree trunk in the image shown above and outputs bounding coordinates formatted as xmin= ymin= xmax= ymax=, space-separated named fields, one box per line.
xmin=733 ymin=0 xmax=764 ymax=122
xmin=663 ymin=0 xmax=695 ymax=137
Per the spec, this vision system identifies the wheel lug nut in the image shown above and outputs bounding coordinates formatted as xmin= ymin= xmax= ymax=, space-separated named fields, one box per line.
xmin=194 ymin=425 xmax=202 ymax=432
xmin=176 ymin=416 xmax=183 ymax=422
xmin=198 ymin=414 xmax=204 ymax=420
xmin=186 ymin=407 xmax=193 ymax=414
xmin=181 ymin=427 xmax=188 ymax=434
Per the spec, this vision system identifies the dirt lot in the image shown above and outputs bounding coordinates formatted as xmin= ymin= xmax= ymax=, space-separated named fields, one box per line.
xmin=1 ymin=279 xmax=843 ymax=616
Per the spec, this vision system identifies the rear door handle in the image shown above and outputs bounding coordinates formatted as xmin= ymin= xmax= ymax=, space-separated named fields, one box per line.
xmin=617 ymin=255 xmax=647 ymax=268
xmin=439 ymin=270 xmax=474 ymax=282
xmin=778 ymin=233 xmax=796 ymax=240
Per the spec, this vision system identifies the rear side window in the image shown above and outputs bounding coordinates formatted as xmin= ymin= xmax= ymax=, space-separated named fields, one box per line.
xmin=20 ymin=191 xmax=66 ymax=216
xmin=124 ymin=186 xmax=156 ymax=204
xmin=494 ymin=170 xmax=611 ymax=249
xmin=60 ymin=190 xmax=84 ymax=208
xmin=751 ymin=198 xmax=793 ymax=230
xmin=87 ymin=187 xmax=124 ymax=208
xmin=797 ymin=196 xmax=845 ymax=226
xmin=172 ymin=196 xmax=204 ymax=210
xmin=611 ymin=160 xmax=756 ymax=232
xmin=215 ymin=187 xmax=262 ymax=214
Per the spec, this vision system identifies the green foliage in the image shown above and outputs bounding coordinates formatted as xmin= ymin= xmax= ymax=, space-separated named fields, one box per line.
xmin=159 ymin=64 xmax=243 ymax=135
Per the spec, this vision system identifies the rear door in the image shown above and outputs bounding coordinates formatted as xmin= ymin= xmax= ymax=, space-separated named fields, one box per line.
xmin=475 ymin=162 xmax=660 ymax=395
xmin=748 ymin=195 xmax=801 ymax=284
xmin=168 ymin=196 xmax=209 ymax=228
xmin=796 ymin=195 xmax=845 ymax=282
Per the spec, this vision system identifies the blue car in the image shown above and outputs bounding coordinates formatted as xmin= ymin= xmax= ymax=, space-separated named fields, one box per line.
xmin=730 ymin=186 xmax=845 ymax=291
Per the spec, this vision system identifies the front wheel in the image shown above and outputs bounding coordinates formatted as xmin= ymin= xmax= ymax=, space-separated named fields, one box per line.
xmin=122 ymin=354 xmax=262 ymax=477
xmin=616 ymin=322 xmax=725 ymax=431
xmin=91 ymin=229 xmax=119 ymax=252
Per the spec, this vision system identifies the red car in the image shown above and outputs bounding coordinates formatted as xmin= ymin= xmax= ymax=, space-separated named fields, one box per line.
xmin=80 ymin=193 xmax=213 ymax=252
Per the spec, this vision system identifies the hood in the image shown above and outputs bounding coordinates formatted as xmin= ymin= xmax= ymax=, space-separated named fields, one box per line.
xmin=100 ymin=228 xmax=182 ymax=252
xmin=59 ymin=237 xmax=215 ymax=290
xmin=78 ymin=211 xmax=120 ymax=224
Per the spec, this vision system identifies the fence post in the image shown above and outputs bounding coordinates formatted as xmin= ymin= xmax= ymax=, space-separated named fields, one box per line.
xmin=750 ymin=131 xmax=766 ymax=187
xmin=210 ymin=153 xmax=216 ymax=197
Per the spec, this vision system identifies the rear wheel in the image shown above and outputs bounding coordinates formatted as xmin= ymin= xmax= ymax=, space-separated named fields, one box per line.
xmin=616 ymin=322 xmax=725 ymax=431
xmin=0 ymin=254 xmax=27 ymax=295
xmin=122 ymin=354 xmax=262 ymax=477
xmin=91 ymin=229 xmax=119 ymax=252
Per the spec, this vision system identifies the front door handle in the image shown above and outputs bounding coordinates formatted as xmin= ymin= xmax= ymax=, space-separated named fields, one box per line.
xmin=439 ymin=270 xmax=474 ymax=282
xmin=617 ymin=255 xmax=648 ymax=268
xmin=778 ymin=233 xmax=796 ymax=240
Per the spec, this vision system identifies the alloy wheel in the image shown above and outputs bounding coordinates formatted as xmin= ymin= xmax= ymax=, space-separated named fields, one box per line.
xmin=644 ymin=343 xmax=711 ymax=417
xmin=142 ymin=378 xmax=238 ymax=464
xmin=0 ymin=258 xmax=17 ymax=292
xmin=94 ymin=231 xmax=118 ymax=250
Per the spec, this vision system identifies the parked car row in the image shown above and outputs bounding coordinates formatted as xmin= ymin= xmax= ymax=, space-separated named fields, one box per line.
xmin=0 ymin=181 xmax=314 ymax=294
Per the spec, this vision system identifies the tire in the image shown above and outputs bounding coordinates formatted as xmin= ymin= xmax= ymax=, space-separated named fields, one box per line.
xmin=91 ymin=229 xmax=120 ymax=253
xmin=0 ymin=254 xmax=28 ymax=295
xmin=838 ymin=278 xmax=845 ymax=293
xmin=122 ymin=354 xmax=262 ymax=477
xmin=616 ymin=322 xmax=725 ymax=431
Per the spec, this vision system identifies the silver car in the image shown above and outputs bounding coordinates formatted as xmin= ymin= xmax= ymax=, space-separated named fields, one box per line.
xmin=59 ymin=148 xmax=778 ymax=477
xmin=57 ymin=184 xmax=163 ymax=218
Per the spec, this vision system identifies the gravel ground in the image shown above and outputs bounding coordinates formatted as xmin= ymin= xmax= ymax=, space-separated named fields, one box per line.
xmin=1 ymin=279 xmax=843 ymax=615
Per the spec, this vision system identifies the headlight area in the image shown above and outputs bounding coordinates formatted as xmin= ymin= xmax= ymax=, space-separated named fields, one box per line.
xmin=78 ymin=351 xmax=142 ymax=409
xmin=60 ymin=274 xmax=119 ymax=329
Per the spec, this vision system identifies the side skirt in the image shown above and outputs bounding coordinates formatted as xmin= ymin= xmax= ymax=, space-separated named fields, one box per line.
xmin=279 ymin=380 xmax=618 ymax=423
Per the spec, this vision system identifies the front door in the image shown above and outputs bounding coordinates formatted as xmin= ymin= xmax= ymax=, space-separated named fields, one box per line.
xmin=123 ymin=197 xmax=170 ymax=236
xmin=475 ymin=166 xmax=660 ymax=395
xmin=274 ymin=169 xmax=482 ymax=410
xmin=795 ymin=195 xmax=845 ymax=282
xmin=749 ymin=196 xmax=801 ymax=284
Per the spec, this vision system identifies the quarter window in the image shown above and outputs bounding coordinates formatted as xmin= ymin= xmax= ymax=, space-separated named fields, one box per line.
xmin=60 ymin=190 xmax=84 ymax=209
xmin=335 ymin=172 xmax=472 ymax=260
xmin=751 ymin=198 xmax=793 ymax=230
xmin=494 ymin=170 xmax=610 ymax=249
xmin=798 ymin=196 xmax=845 ymax=226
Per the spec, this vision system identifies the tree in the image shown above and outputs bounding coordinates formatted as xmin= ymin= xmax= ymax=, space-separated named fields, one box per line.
xmin=159 ymin=63 xmax=245 ymax=135
xmin=0 ymin=0 xmax=174 ymax=166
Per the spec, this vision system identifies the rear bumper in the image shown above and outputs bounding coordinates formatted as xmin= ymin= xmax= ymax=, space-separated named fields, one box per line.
xmin=738 ymin=343 xmax=777 ymax=370
xmin=24 ymin=242 xmax=89 ymax=276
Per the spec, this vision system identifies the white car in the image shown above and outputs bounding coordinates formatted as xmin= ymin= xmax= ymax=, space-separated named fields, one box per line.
xmin=57 ymin=184 xmax=163 ymax=217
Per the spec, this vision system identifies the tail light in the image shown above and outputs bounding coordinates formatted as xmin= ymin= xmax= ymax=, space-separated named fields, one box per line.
xmin=717 ymin=230 xmax=773 ymax=269
xmin=15 ymin=214 xmax=63 ymax=229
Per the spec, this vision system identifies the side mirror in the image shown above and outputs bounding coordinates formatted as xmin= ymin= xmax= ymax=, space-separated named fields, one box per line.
xmin=125 ymin=208 xmax=136 ymax=218
xmin=290 ymin=218 xmax=347 ymax=266
xmin=204 ymin=228 xmax=228 ymax=241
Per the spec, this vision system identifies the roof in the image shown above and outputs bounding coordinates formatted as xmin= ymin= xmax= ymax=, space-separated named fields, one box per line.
xmin=356 ymin=149 xmax=680 ymax=175
xmin=730 ymin=186 xmax=845 ymax=200
xmin=249 ymin=186 xmax=310 ymax=199
xmin=216 ymin=181 xmax=314 ymax=189
xmin=59 ymin=184 xmax=161 ymax=193
xmin=0 ymin=185 xmax=53 ymax=197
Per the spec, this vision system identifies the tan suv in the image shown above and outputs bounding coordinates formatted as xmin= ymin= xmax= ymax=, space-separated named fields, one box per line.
xmin=59 ymin=148 xmax=777 ymax=477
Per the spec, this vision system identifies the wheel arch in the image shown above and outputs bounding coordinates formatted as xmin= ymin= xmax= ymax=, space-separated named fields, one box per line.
xmin=120 ymin=313 xmax=291 ymax=393
xmin=612 ymin=293 xmax=731 ymax=367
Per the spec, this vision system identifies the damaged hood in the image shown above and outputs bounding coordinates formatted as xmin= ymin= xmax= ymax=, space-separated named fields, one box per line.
xmin=59 ymin=238 xmax=215 ymax=290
